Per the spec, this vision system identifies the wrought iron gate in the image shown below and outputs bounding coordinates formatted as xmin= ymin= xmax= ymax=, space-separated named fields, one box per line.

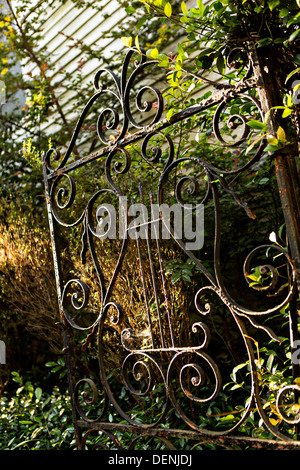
xmin=42 ymin=42 xmax=300 ymax=450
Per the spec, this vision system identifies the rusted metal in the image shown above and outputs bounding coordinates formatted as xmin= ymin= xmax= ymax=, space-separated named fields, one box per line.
xmin=250 ymin=44 xmax=300 ymax=292
xmin=250 ymin=44 xmax=300 ymax=437
xmin=43 ymin=44 xmax=300 ymax=450
xmin=76 ymin=421 xmax=300 ymax=450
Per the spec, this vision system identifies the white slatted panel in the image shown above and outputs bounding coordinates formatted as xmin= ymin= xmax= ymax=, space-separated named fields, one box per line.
xmin=16 ymin=0 xmax=126 ymax=149
xmin=14 ymin=0 xmax=214 ymax=152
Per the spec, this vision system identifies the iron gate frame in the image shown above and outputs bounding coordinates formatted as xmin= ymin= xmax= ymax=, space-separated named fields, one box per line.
xmin=42 ymin=41 xmax=300 ymax=450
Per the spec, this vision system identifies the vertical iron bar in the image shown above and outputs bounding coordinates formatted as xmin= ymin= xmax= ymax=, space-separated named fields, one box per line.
xmin=250 ymin=45 xmax=300 ymax=291
xmin=135 ymin=222 xmax=155 ymax=349
xmin=149 ymin=191 xmax=175 ymax=348
xmin=250 ymin=44 xmax=300 ymax=436
xmin=139 ymin=184 xmax=166 ymax=348
xmin=131 ymin=194 xmax=155 ymax=347
xmin=42 ymin=157 xmax=82 ymax=449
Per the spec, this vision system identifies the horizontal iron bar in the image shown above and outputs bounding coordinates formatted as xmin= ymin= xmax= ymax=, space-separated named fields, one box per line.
xmin=46 ymin=77 xmax=257 ymax=180
xmin=76 ymin=420 xmax=300 ymax=450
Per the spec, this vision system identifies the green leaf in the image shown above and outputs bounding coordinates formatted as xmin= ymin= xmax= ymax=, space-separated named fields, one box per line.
xmin=285 ymin=67 xmax=300 ymax=83
xmin=180 ymin=15 xmax=191 ymax=23
xmin=279 ymin=7 xmax=289 ymax=17
xmin=164 ymin=2 xmax=172 ymax=18
xmin=121 ymin=36 xmax=132 ymax=48
xmin=216 ymin=53 xmax=225 ymax=75
xmin=282 ymin=107 xmax=293 ymax=118
xmin=220 ymin=414 xmax=235 ymax=421
xmin=135 ymin=35 xmax=141 ymax=53
xmin=136 ymin=16 xmax=148 ymax=30
xmin=232 ymin=363 xmax=248 ymax=376
xmin=150 ymin=48 xmax=159 ymax=59
xmin=258 ymin=177 xmax=270 ymax=185
xmin=267 ymin=134 xmax=278 ymax=145
xmin=247 ymin=120 xmax=266 ymax=130
xmin=287 ymin=16 xmax=300 ymax=27
xmin=288 ymin=29 xmax=300 ymax=42
xmin=31 ymin=428 xmax=42 ymax=439
xmin=257 ymin=37 xmax=272 ymax=47
xmin=264 ymin=144 xmax=280 ymax=152
xmin=245 ymin=134 xmax=264 ymax=155
xmin=11 ymin=373 xmax=22 ymax=383
xmin=35 ymin=387 xmax=42 ymax=400
xmin=125 ymin=6 xmax=136 ymax=14
xmin=171 ymin=271 xmax=181 ymax=283
xmin=158 ymin=54 xmax=169 ymax=68
xmin=197 ymin=55 xmax=214 ymax=69
xmin=269 ymin=0 xmax=280 ymax=11
xmin=277 ymin=126 xmax=286 ymax=142
xmin=167 ymin=108 xmax=174 ymax=121
xmin=197 ymin=0 xmax=204 ymax=16
xmin=177 ymin=43 xmax=186 ymax=58
xmin=231 ymin=383 xmax=244 ymax=390
xmin=287 ymin=93 xmax=293 ymax=107
xmin=266 ymin=354 xmax=274 ymax=372
xmin=181 ymin=1 xmax=188 ymax=15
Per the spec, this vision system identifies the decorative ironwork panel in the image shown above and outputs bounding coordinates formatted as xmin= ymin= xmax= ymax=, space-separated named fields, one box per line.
xmin=43 ymin=43 xmax=300 ymax=450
